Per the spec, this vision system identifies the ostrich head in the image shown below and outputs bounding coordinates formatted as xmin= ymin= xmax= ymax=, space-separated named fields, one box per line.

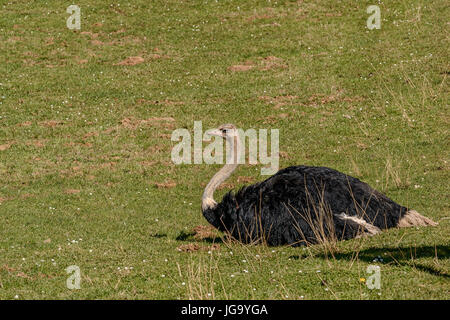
xmin=207 ymin=123 xmax=238 ymax=139
xmin=202 ymin=124 xmax=242 ymax=210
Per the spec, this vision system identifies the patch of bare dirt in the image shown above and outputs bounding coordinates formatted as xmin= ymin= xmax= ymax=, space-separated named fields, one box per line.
xmin=45 ymin=37 xmax=54 ymax=46
xmin=114 ymin=56 xmax=145 ymax=66
xmin=26 ymin=140 xmax=46 ymax=148
xmin=325 ymin=12 xmax=342 ymax=17
xmin=0 ymin=144 xmax=12 ymax=151
xmin=177 ymin=243 xmax=200 ymax=252
xmin=154 ymin=181 xmax=176 ymax=189
xmin=193 ymin=225 xmax=218 ymax=240
xmin=261 ymin=113 xmax=291 ymax=124
xmin=228 ymin=64 xmax=254 ymax=72
xmin=217 ymin=182 xmax=235 ymax=190
xmin=90 ymin=39 xmax=104 ymax=46
xmin=1 ymin=265 xmax=54 ymax=280
xmin=228 ymin=56 xmax=287 ymax=72
xmin=17 ymin=121 xmax=32 ymax=127
xmin=39 ymin=120 xmax=64 ymax=127
xmin=16 ymin=271 xmax=32 ymax=279
xmin=259 ymin=55 xmax=288 ymax=70
xmin=120 ymin=118 xmax=140 ymax=129
xmin=83 ymin=132 xmax=99 ymax=139
xmin=237 ymin=176 xmax=255 ymax=184
xmin=148 ymin=53 xmax=163 ymax=60
xmin=356 ymin=142 xmax=369 ymax=150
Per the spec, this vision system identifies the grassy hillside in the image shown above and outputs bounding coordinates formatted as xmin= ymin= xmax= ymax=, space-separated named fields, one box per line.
xmin=0 ymin=0 xmax=448 ymax=299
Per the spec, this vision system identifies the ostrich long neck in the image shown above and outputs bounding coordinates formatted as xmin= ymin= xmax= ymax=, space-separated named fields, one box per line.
xmin=202 ymin=134 xmax=241 ymax=210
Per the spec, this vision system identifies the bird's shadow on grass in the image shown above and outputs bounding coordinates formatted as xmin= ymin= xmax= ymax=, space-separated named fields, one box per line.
xmin=174 ymin=229 xmax=449 ymax=278
xmin=311 ymin=245 xmax=450 ymax=278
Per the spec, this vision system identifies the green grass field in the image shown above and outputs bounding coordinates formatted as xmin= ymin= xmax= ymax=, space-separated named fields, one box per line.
xmin=0 ymin=0 xmax=448 ymax=299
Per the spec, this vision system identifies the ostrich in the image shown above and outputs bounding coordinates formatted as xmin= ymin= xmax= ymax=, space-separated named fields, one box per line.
xmin=201 ymin=124 xmax=437 ymax=246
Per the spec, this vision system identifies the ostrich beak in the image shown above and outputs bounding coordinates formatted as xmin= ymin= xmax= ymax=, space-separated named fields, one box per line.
xmin=206 ymin=129 xmax=224 ymax=138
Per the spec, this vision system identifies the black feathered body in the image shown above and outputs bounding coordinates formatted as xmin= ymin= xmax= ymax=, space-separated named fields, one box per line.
xmin=202 ymin=166 xmax=408 ymax=246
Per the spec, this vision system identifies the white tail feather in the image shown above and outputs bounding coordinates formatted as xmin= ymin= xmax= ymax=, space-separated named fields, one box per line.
xmin=397 ymin=210 xmax=438 ymax=227
xmin=337 ymin=213 xmax=381 ymax=236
